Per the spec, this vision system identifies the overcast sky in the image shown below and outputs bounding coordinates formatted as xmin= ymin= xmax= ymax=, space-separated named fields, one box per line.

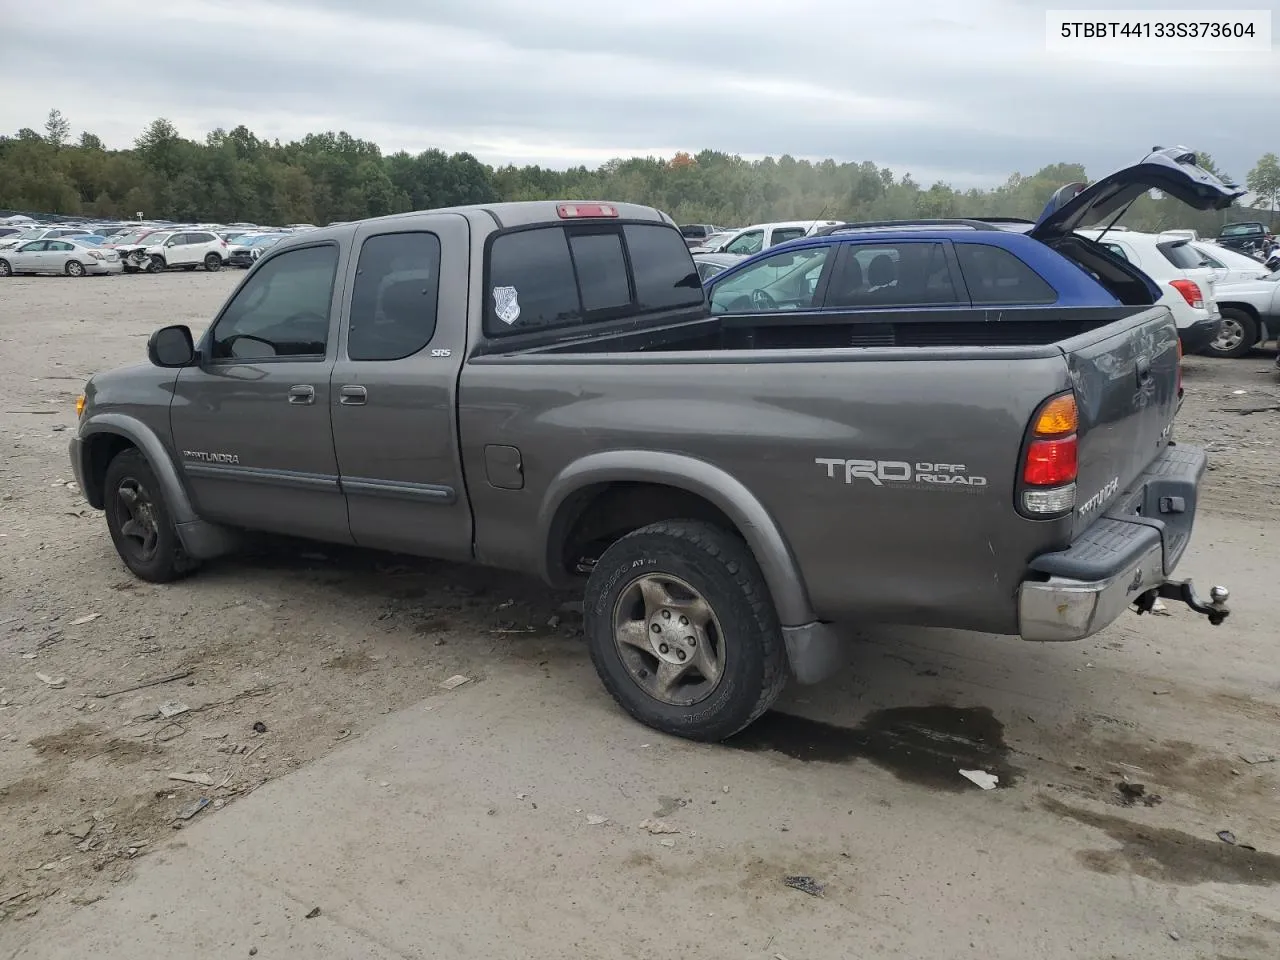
xmin=2 ymin=0 xmax=1275 ymax=188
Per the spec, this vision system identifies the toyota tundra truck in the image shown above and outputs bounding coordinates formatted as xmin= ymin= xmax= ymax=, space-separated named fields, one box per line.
xmin=70 ymin=153 xmax=1236 ymax=741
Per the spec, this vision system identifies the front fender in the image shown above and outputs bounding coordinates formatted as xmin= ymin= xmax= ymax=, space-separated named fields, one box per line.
xmin=78 ymin=412 xmax=198 ymax=525
xmin=536 ymin=450 xmax=815 ymax=628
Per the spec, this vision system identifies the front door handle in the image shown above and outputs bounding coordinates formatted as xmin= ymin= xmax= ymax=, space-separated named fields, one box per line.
xmin=340 ymin=385 xmax=367 ymax=405
xmin=288 ymin=384 xmax=316 ymax=405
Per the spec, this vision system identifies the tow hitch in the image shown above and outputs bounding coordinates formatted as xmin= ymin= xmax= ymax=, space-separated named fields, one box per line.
xmin=1135 ymin=579 xmax=1230 ymax=625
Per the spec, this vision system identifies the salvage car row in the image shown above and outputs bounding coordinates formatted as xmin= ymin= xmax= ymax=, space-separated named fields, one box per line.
xmin=0 ymin=219 xmax=308 ymax=277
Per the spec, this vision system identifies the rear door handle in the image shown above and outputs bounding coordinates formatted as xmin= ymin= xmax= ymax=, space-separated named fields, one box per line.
xmin=340 ymin=385 xmax=367 ymax=405
xmin=288 ymin=384 xmax=316 ymax=405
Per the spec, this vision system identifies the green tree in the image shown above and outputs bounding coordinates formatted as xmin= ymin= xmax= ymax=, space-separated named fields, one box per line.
xmin=44 ymin=109 xmax=71 ymax=147
xmin=1246 ymin=153 xmax=1280 ymax=228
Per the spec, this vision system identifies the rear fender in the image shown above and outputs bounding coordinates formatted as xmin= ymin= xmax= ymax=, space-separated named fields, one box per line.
xmin=537 ymin=450 xmax=815 ymax=627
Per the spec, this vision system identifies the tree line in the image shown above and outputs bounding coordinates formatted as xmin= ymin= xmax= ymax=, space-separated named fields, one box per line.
xmin=2 ymin=110 xmax=1277 ymax=232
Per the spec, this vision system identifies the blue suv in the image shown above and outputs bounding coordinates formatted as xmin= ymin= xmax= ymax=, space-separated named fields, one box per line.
xmin=702 ymin=148 xmax=1242 ymax=354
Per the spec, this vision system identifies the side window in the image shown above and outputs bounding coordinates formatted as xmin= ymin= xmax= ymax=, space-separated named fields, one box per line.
xmin=347 ymin=232 xmax=441 ymax=362
xmin=1194 ymin=248 xmax=1224 ymax=268
xmin=724 ymin=230 xmax=764 ymax=256
xmin=1100 ymin=242 xmax=1129 ymax=262
xmin=709 ymin=245 xmax=831 ymax=314
xmin=210 ymin=244 xmax=339 ymax=361
xmin=826 ymin=242 xmax=958 ymax=307
xmin=769 ymin=228 xmax=806 ymax=247
xmin=624 ymin=223 xmax=703 ymax=309
xmin=49 ymin=241 xmax=73 ymax=252
xmin=485 ymin=227 xmax=582 ymax=335
xmin=954 ymin=244 xmax=1057 ymax=305
xmin=189 ymin=232 xmax=213 ymax=245
xmin=20 ymin=241 xmax=48 ymax=252
xmin=568 ymin=232 xmax=631 ymax=312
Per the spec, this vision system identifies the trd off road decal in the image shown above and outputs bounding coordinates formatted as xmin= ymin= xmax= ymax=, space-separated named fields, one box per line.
xmin=492 ymin=285 xmax=521 ymax=325
xmin=815 ymin=458 xmax=987 ymax=489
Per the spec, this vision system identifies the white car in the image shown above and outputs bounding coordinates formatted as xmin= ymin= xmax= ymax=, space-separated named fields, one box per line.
xmin=1078 ymin=228 xmax=1221 ymax=354
xmin=712 ymin=220 xmax=842 ymax=257
xmin=0 ymin=237 xmax=123 ymax=277
xmin=0 ymin=226 xmax=94 ymax=251
xmin=133 ymin=229 xmax=228 ymax=273
xmin=1187 ymin=240 xmax=1275 ymax=285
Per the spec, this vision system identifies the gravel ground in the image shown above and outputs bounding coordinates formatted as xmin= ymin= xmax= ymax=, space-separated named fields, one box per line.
xmin=1 ymin=271 xmax=1278 ymax=956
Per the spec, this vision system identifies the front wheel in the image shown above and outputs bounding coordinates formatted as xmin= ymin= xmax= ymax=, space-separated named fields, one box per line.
xmin=146 ymin=255 xmax=165 ymax=274
xmin=1203 ymin=308 xmax=1259 ymax=360
xmin=103 ymin=448 xmax=197 ymax=582
xmin=204 ymin=253 xmax=222 ymax=272
xmin=583 ymin=520 xmax=788 ymax=741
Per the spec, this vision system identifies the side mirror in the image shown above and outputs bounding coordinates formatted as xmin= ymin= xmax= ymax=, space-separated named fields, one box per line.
xmin=165 ymin=239 xmax=177 ymax=247
xmin=148 ymin=325 xmax=195 ymax=368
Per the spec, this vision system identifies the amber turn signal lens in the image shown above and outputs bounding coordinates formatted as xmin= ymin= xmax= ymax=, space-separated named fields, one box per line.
xmin=75 ymin=395 xmax=85 ymax=417
xmin=1033 ymin=394 xmax=1077 ymax=436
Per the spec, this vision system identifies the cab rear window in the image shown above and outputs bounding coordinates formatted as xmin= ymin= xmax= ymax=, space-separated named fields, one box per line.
xmin=485 ymin=223 xmax=702 ymax=337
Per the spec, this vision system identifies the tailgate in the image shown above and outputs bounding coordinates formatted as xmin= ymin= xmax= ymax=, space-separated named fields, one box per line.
xmin=1060 ymin=307 xmax=1180 ymax=540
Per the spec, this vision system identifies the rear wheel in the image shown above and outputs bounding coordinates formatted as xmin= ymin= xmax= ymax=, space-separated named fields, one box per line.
xmin=1205 ymin=308 xmax=1258 ymax=360
xmin=204 ymin=253 xmax=222 ymax=272
xmin=0 ymin=259 xmax=10 ymax=277
xmin=65 ymin=260 xmax=86 ymax=277
xmin=583 ymin=520 xmax=787 ymax=741
xmin=103 ymin=449 xmax=197 ymax=582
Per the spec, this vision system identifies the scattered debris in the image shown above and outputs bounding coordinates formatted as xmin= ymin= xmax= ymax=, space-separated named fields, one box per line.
xmin=1152 ymin=689 xmax=1172 ymax=696
xmin=958 ymin=769 xmax=998 ymax=790
xmin=249 ymin=949 xmax=257 ymax=957
xmin=305 ymin=906 xmax=321 ymax=919
xmin=546 ymin=615 xmax=561 ymax=629
xmin=158 ymin=701 xmax=190 ymax=719
xmin=93 ymin=668 xmax=194 ymax=699
xmin=168 ymin=772 xmax=215 ymax=787
xmin=657 ymin=839 xmax=675 ymax=848
xmin=20 ymin=652 xmax=36 ymax=660
xmin=1240 ymin=753 xmax=1276 ymax=765
xmin=440 ymin=675 xmax=472 ymax=690
xmin=1116 ymin=781 xmax=1146 ymax=805
xmin=638 ymin=819 xmax=681 ymax=835
xmin=496 ymin=599 xmax=515 ymax=610
xmin=722 ymin=786 xmax=730 ymax=794
xmin=1150 ymin=598 xmax=1170 ymax=616
xmin=1169 ymin=931 xmax=1180 ymax=941
xmin=586 ymin=814 xmax=609 ymax=825
xmin=335 ymin=729 xmax=350 ymax=741
xmin=70 ymin=613 xmax=101 ymax=626
xmin=1218 ymin=830 xmax=1237 ymax=845
xmin=516 ymin=793 xmax=528 ymax=801
xmin=35 ymin=673 xmax=67 ymax=689
xmin=783 ymin=876 xmax=826 ymax=897
xmin=252 ymin=721 xmax=268 ymax=734
xmin=67 ymin=822 xmax=94 ymax=841
xmin=175 ymin=797 xmax=210 ymax=822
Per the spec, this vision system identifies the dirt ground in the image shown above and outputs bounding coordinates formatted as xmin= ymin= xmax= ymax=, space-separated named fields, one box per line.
xmin=1 ymin=271 xmax=1279 ymax=956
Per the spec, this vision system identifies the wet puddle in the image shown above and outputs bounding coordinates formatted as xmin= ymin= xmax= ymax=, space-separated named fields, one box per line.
xmin=728 ymin=705 xmax=1020 ymax=791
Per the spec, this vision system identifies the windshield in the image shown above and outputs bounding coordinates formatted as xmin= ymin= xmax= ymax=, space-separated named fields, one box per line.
xmin=1220 ymin=223 xmax=1261 ymax=237
xmin=16 ymin=228 xmax=47 ymax=240
xmin=75 ymin=236 xmax=104 ymax=246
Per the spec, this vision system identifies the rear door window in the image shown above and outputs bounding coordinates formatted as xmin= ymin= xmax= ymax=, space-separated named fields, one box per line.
xmin=825 ymin=242 xmax=959 ymax=307
xmin=348 ymin=231 xmax=441 ymax=361
xmin=954 ymin=243 xmax=1057 ymax=305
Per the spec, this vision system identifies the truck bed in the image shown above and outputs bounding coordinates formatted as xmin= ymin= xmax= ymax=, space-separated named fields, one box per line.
xmin=519 ymin=305 xmax=1148 ymax=355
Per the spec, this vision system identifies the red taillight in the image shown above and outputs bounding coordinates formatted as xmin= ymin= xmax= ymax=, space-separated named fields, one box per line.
xmin=557 ymin=203 xmax=618 ymax=219
xmin=1023 ymin=436 xmax=1079 ymax=486
xmin=1169 ymin=278 xmax=1203 ymax=309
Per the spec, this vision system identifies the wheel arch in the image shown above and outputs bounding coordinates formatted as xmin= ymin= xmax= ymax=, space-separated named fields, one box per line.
xmin=79 ymin=414 xmax=198 ymax=525
xmin=538 ymin=451 xmax=816 ymax=628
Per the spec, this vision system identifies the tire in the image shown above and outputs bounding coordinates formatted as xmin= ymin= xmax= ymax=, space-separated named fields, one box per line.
xmin=123 ymin=263 xmax=139 ymax=274
xmin=102 ymin=448 xmax=197 ymax=583
xmin=1204 ymin=308 xmax=1258 ymax=360
xmin=583 ymin=520 xmax=788 ymax=741
xmin=0 ymin=259 xmax=10 ymax=277
xmin=204 ymin=253 xmax=222 ymax=272
xmin=146 ymin=255 xmax=165 ymax=274
xmin=65 ymin=259 xmax=86 ymax=277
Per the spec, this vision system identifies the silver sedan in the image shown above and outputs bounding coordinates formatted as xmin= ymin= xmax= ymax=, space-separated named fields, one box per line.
xmin=0 ymin=238 xmax=123 ymax=277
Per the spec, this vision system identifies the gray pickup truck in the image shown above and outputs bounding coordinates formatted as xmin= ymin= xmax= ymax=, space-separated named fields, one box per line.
xmin=70 ymin=199 xmax=1230 ymax=741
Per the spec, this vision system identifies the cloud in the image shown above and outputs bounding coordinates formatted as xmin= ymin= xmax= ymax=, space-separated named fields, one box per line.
xmin=0 ymin=0 xmax=1272 ymax=187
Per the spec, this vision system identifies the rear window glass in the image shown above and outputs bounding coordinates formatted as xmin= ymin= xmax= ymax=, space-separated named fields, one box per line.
xmin=485 ymin=223 xmax=702 ymax=337
xmin=771 ymin=228 xmax=807 ymax=246
xmin=680 ymin=225 xmax=707 ymax=238
xmin=486 ymin=228 xmax=583 ymax=334
xmin=1220 ymin=223 xmax=1261 ymax=237
xmin=569 ymin=233 xmax=631 ymax=312
xmin=1158 ymin=241 xmax=1210 ymax=270
xmin=954 ymin=244 xmax=1057 ymax=305
xmin=624 ymin=224 xmax=703 ymax=310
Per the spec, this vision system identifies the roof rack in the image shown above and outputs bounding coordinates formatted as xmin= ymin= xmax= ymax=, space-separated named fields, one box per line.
xmin=812 ymin=218 xmax=1023 ymax=237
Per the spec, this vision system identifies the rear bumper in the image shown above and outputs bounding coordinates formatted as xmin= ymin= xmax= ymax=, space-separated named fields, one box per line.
xmin=1179 ymin=314 xmax=1222 ymax=354
xmin=1018 ymin=443 xmax=1209 ymax=642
